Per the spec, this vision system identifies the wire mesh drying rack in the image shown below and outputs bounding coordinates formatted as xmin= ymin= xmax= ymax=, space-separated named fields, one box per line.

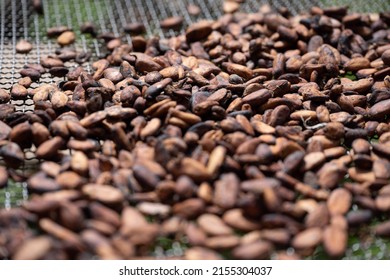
xmin=0 ymin=0 xmax=388 ymax=209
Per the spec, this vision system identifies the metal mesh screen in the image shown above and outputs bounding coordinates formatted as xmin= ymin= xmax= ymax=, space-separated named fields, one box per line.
xmin=0 ymin=0 xmax=388 ymax=208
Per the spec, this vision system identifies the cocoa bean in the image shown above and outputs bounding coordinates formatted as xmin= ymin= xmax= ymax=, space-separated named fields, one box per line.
xmin=16 ymin=40 xmax=33 ymax=54
xmin=57 ymin=31 xmax=76 ymax=46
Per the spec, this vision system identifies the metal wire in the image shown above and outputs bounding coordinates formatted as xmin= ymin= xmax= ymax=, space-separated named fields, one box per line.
xmin=175 ymin=0 xmax=193 ymax=25
xmin=82 ymin=0 xmax=102 ymax=58
xmin=0 ymin=1 xmax=4 ymax=80
xmin=206 ymin=0 xmax=223 ymax=18
xmin=42 ymin=0 xmax=55 ymax=85
xmin=93 ymin=0 xmax=110 ymax=35
xmin=102 ymin=0 xmax=120 ymax=37
xmin=196 ymin=0 xmax=214 ymax=20
xmin=144 ymin=0 xmax=166 ymax=38
xmin=155 ymin=0 xmax=174 ymax=37
xmin=73 ymin=0 xmax=92 ymax=73
xmin=113 ymin=0 xmax=132 ymax=45
xmin=11 ymin=0 xmax=16 ymax=85
xmin=133 ymin=0 xmax=154 ymax=37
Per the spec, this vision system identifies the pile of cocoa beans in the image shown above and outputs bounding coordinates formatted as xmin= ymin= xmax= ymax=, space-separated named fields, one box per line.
xmin=1 ymin=4 xmax=390 ymax=260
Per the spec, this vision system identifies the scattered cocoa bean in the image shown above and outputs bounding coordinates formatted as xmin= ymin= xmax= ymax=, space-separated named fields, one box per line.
xmin=57 ymin=31 xmax=76 ymax=46
xmin=160 ymin=16 xmax=183 ymax=29
xmin=16 ymin=40 xmax=33 ymax=54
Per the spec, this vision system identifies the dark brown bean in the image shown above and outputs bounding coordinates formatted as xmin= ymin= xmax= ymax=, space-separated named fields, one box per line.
xmin=160 ymin=16 xmax=183 ymax=29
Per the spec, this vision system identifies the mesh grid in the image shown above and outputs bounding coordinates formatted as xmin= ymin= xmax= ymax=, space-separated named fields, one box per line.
xmin=0 ymin=0 xmax=388 ymax=208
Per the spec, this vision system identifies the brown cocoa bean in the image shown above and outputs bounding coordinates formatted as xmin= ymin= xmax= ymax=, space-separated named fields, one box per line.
xmin=375 ymin=220 xmax=390 ymax=237
xmin=160 ymin=16 xmax=183 ymax=29
xmin=82 ymin=184 xmax=124 ymax=204
xmin=0 ymin=142 xmax=24 ymax=168
xmin=0 ymin=166 xmax=8 ymax=188
xmin=57 ymin=31 xmax=76 ymax=46
xmin=13 ymin=236 xmax=52 ymax=260
xmin=327 ymin=188 xmax=352 ymax=215
xmin=11 ymin=84 xmax=28 ymax=100
xmin=232 ymin=240 xmax=273 ymax=260
xmin=292 ymin=227 xmax=323 ymax=250
xmin=186 ymin=21 xmax=213 ymax=43
xmin=39 ymin=218 xmax=84 ymax=250
xmin=185 ymin=247 xmax=222 ymax=260
xmin=197 ymin=214 xmax=233 ymax=236
xmin=16 ymin=40 xmax=33 ymax=54
xmin=123 ymin=22 xmax=145 ymax=34
xmin=323 ymin=225 xmax=347 ymax=257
